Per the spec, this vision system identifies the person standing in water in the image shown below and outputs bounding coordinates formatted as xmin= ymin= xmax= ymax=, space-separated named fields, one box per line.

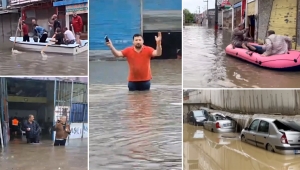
xmin=71 ymin=11 xmax=83 ymax=45
xmin=106 ymin=32 xmax=162 ymax=91
xmin=54 ymin=116 xmax=70 ymax=146
xmin=22 ymin=115 xmax=41 ymax=144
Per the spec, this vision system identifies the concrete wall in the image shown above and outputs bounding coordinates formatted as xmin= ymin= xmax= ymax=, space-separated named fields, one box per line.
xmin=188 ymin=90 xmax=300 ymax=115
xmin=257 ymin=0 xmax=273 ymax=41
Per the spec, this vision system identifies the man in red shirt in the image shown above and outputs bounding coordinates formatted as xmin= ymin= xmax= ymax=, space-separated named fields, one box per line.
xmin=19 ymin=20 xmax=29 ymax=42
xmin=71 ymin=11 xmax=83 ymax=45
xmin=106 ymin=32 xmax=162 ymax=91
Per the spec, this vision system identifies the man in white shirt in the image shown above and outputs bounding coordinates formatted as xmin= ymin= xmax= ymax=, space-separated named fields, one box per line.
xmin=63 ymin=27 xmax=76 ymax=44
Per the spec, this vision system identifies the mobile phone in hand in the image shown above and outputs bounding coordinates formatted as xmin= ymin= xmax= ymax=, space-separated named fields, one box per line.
xmin=105 ymin=35 xmax=109 ymax=42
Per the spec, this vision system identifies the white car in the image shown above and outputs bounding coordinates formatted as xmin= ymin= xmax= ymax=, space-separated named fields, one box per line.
xmin=203 ymin=112 xmax=236 ymax=133
xmin=241 ymin=118 xmax=300 ymax=155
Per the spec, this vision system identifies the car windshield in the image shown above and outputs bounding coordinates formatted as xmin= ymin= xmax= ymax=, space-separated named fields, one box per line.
xmin=193 ymin=110 xmax=204 ymax=117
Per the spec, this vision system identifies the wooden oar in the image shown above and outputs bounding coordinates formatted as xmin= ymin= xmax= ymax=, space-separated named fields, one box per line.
xmin=12 ymin=17 xmax=21 ymax=53
xmin=40 ymin=40 xmax=55 ymax=55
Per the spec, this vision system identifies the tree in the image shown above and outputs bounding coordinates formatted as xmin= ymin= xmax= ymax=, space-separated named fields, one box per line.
xmin=183 ymin=9 xmax=194 ymax=23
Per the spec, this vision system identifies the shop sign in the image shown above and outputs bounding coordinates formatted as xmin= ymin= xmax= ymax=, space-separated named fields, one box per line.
xmin=10 ymin=0 xmax=42 ymax=6
xmin=66 ymin=3 xmax=88 ymax=15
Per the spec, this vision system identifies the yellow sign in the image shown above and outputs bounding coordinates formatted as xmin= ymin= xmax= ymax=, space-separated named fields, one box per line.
xmin=7 ymin=96 xmax=47 ymax=103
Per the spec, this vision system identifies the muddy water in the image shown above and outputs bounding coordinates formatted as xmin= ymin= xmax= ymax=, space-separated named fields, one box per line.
xmin=89 ymin=60 xmax=182 ymax=169
xmin=183 ymin=124 xmax=300 ymax=170
xmin=183 ymin=26 xmax=300 ymax=88
xmin=0 ymin=138 xmax=87 ymax=170
xmin=0 ymin=42 xmax=87 ymax=75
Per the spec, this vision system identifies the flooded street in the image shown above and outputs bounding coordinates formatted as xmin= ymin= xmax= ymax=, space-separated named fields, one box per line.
xmin=0 ymin=138 xmax=87 ymax=170
xmin=0 ymin=42 xmax=87 ymax=75
xmin=183 ymin=124 xmax=300 ymax=170
xmin=183 ymin=26 xmax=300 ymax=88
xmin=89 ymin=60 xmax=182 ymax=169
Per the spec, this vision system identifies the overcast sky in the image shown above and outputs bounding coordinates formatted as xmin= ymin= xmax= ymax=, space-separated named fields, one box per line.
xmin=183 ymin=0 xmax=216 ymax=13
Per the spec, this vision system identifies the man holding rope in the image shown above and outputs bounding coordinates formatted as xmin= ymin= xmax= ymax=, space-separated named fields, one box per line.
xmin=106 ymin=32 xmax=162 ymax=91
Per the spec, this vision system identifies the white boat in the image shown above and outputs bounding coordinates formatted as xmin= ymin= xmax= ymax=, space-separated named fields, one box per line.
xmin=9 ymin=37 xmax=88 ymax=55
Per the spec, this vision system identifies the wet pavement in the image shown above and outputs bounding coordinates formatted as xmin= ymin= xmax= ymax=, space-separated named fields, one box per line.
xmin=183 ymin=124 xmax=300 ymax=170
xmin=0 ymin=42 xmax=87 ymax=76
xmin=89 ymin=60 xmax=182 ymax=169
xmin=0 ymin=138 xmax=88 ymax=170
xmin=183 ymin=26 xmax=300 ymax=88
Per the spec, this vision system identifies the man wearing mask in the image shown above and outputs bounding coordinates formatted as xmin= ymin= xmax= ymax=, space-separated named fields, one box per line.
xmin=22 ymin=115 xmax=41 ymax=144
xmin=54 ymin=116 xmax=71 ymax=146
xmin=71 ymin=11 xmax=83 ymax=45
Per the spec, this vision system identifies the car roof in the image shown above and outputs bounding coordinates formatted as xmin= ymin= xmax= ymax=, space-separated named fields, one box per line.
xmin=252 ymin=117 xmax=276 ymax=122
xmin=210 ymin=112 xmax=225 ymax=116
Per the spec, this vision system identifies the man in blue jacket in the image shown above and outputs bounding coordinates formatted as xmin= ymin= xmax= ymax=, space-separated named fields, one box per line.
xmin=33 ymin=24 xmax=48 ymax=43
xmin=22 ymin=115 xmax=41 ymax=144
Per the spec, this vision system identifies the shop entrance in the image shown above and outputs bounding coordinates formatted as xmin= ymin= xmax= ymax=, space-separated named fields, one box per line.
xmin=6 ymin=78 xmax=53 ymax=143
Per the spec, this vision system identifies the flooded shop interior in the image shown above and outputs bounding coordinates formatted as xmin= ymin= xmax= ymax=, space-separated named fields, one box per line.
xmin=0 ymin=78 xmax=87 ymax=147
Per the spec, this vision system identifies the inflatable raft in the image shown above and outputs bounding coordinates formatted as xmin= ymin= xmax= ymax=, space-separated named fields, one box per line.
xmin=225 ymin=44 xmax=300 ymax=69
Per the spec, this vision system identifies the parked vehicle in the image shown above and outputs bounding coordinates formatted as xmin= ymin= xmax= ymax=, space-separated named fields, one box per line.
xmin=203 ymin=112 xmax=236 ymax=133
xmin=241 ymin=118 xmax=300 ymax=155
xmin=187 ymin=109 xmax=209 ymax=126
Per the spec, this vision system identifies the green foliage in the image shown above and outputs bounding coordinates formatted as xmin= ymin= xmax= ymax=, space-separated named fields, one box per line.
xmin=183 ymin=9 xmax=194 ymax=23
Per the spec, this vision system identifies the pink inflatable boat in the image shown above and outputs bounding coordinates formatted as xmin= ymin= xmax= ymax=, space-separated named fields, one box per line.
xmin=225 ymin=44 xmax=300 ymax=69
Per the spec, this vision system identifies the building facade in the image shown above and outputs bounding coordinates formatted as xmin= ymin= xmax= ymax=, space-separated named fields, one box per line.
xmin=90 ymin=0 xmax=182 ymax=59
xmin=225 ymin=0 xmax=300 ymax=50
xmin=53 ymin=0 xmax=88 ymax=40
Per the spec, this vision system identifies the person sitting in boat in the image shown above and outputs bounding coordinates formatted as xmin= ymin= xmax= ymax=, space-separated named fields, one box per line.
xmin=253 ymin=30 xmax=292 ymax=56
xmin=50 ymin=28 xmax=64 ymax=45
xmin=63 ymin=27 xmax=76 ymax=45
xmin=231 ymin=23 xmax=256 ymax=51
xmin=33 ymin=24 xmax=48 ymax=43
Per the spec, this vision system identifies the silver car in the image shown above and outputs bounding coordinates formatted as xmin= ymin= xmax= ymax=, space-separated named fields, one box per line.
xmin=203 ymin=112 xmax=236 ymax=133
xmin=241 ymin=118 xmax=300 ymax=155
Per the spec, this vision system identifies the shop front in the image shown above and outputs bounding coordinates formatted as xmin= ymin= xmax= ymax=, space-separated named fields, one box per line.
xmin=65 ymin=3 xmax=88 ymax=40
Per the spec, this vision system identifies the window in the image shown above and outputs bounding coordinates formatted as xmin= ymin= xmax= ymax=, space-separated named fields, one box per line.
xmin=249 ymin=119 xmax=260 ymax=131
xmin=208 ymin=115 xmax=214 ymax=121
xmin=193 ymin=110 xmax=204 ymax=117
xmin=258 ymin=120 xmax=269 ymax=133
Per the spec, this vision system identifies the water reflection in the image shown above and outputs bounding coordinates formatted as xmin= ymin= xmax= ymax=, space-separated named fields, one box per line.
xmin=183 ymin=26 xmax=300 ymax=88
xmin=89 ymin=85 xmax=182 ymax=169
xmin=0 ymin=139 xmax=87 ymax=170
xmin=183 ymin=124 xmax=300 ymax=170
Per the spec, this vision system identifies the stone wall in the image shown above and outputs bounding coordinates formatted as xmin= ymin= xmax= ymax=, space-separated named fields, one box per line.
xmin=257 ymin=0 xmax=273 ymax=41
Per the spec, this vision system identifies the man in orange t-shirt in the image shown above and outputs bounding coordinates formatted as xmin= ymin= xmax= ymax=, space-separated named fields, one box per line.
xmin=106 ymin=32 xmax=162 ymax=91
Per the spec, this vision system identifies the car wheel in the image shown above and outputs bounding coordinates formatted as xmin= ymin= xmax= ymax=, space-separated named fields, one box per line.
xmin=241 ymin=135 xmax=245 ymax=142
xmin=266 ymin=143 xmax=274 ymax=152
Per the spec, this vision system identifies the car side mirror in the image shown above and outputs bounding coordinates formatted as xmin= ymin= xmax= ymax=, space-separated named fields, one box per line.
xmin=244 ymin=127 xmax=249 ymax=130
xmin=204 ymin=119 xmax=207 ymax=121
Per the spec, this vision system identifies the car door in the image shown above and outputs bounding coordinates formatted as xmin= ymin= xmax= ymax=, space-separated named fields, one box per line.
xmin=255 ymin=120 xmax=269 ymax=148
xmin=204 ymin=115 xmax=212 ymax=130
xmin=188 ymin=111 xmax=193 ymax=123
xmin=244 ymin=119 xmax=260 ymax=146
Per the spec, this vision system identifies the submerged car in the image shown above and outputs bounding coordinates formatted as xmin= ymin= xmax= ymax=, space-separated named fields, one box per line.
xmin=203 ymin=112 xmax=236 ymax=133
xmin=187 ymin=109 xmax=209 ymax=126
xmin=241 ymin=118 xmax=300 ymax=155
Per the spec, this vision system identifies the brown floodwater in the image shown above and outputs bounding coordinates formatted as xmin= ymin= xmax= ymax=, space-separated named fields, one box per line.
xmin=0 ymin=138 xmax=87 ymax=170
xmin=0 ymin=41 xmax=87 ymax=76
xmin=183 ymin=124 xmax=300 ymax=170
xmin=183 ymin=26 xmax=300 ymax=88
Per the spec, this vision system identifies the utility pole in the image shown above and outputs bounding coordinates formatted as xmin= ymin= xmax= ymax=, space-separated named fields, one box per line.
xmin=203 ymin=0 xmax=208 ymax=25
xmin=215 ymin=0 xmax=218 ymax=30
